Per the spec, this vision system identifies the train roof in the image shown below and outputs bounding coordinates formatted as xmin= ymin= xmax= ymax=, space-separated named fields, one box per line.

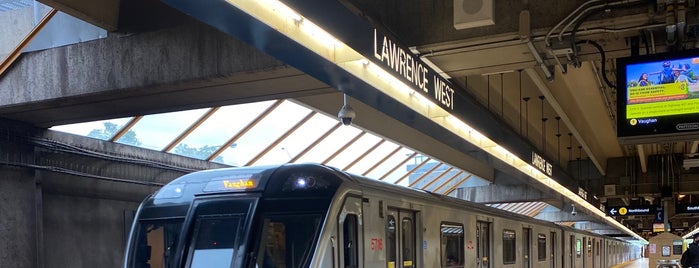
xmin=144 ymin=163 xmax=626 ymax=242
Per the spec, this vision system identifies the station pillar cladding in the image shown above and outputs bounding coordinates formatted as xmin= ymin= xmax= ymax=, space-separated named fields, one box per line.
xmin=647 ymin=232 xmax=684 ymax=265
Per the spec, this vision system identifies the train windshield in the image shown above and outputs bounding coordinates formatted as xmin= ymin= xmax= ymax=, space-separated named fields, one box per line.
xmin=132 ymin=220 xmax=183 ymax=268
xmin=255 ymin=214 xmax=322 ymax=268
xmin=189 ymin=217 xmax=242 ymax=268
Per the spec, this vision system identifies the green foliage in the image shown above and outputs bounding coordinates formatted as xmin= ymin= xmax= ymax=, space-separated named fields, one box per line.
xmin=173 ymin=143 xmax=223 ymax=162
xmin=87 ymin=122 xmax=142 ymax=146
xmin=87 ymin=122 xmax=225 ymax=162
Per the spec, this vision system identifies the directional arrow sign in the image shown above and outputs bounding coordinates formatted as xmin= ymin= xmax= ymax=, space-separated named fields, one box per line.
xmin=605 ymin=206 xmax=656 ymax=216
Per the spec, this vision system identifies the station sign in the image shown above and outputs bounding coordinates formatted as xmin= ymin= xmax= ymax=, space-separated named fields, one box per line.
xmin=531 ymin=152 xmax=553 ymax=176
xmin=675 ymin=203 xmax=699 ymax=214
xmin=372 ymin=29 xmax=454 ymax=111
xmin=605 ymin=206 xmax=656 ymax=216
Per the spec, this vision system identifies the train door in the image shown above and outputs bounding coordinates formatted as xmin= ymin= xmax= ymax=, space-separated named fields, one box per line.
xmin=476 ymin=221 xmax=490 ymax=268
xmin=560 ymin=231 xmax=565 ymax=268
xmin=598 ymin=240 xmax=603 ymax=268
xmin=523 ymin=228 xmax=531 ymax=268
xmin=550 ymin=232 xmax=556 ymax=268
xmin=593 ymin=239 xmax=598 ymax=268
xmin=386 ymin=208 xmax=416 ymax=268
xmin=339 ymin=196 xmax=363 ymax=268
xmin=582 ymin=237 xmax=587 ymax=268
xmin=569 ymin=235 xmax=575 ymax=268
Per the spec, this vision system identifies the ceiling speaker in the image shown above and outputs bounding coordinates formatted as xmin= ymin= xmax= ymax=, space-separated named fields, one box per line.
xmin=454 ymin=0 xmax=494 ymax=30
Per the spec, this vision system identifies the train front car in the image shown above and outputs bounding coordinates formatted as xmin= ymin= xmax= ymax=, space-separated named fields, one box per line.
xmin=123 ymin=164 xmax=344 ymax=268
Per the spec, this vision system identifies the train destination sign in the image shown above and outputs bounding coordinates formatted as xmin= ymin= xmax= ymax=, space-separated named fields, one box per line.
xmin=372 ymin=29 xmax=455 ymax=111
xmin=606 ymin=206 xmax=656 ymax=216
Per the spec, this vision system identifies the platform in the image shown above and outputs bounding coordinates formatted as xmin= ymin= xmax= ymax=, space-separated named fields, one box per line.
xmin=611 ymin=258 xmax=649 ymax=268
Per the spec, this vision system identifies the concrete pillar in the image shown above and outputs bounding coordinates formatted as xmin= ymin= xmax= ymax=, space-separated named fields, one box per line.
xmin=0 ymin=167 xmax=38 ymax=267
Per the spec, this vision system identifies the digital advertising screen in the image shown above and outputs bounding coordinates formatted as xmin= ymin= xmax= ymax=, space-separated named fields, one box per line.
xmin=617 ymin=49 xmax=699 ymax=143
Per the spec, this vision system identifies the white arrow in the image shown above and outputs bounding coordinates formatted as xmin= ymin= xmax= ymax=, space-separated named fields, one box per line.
xmin=609 ymin=208 xmax=617 ymax=215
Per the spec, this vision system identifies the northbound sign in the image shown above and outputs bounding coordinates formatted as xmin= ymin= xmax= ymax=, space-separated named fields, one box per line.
xmin=606 ymin=206 xmax=656 ymax=216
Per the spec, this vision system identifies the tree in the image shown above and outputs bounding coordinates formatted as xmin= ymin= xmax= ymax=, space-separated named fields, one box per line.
xmin=87 ymin=122 xmax=142 ymax=146
xmin=173 ymin=143 xmax=223 ymax=162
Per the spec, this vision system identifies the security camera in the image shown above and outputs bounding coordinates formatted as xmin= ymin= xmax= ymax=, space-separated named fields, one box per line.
xmin=337 ymin=94 xmax=356 ymax=126
xmin=571 ymin=204 xmax=577 ymax=216
xmin=337 ymin=104 xmax=356 ymax=126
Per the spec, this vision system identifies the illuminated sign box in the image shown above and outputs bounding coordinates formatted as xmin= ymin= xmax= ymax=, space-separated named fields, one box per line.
xmin=675 ymin=203 xmax=699 ymax=214
xmin=653 ymin=222 xmax=666 ymax=233
xmin=616 ymin=49 xmax=699 ymax=144
xmin=605 ymin=205 xmax=655 ymax=216
xmin=203 ymin=175 xmax=259 ymax=192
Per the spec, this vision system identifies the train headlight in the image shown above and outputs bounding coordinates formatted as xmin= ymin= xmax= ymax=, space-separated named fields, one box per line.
xmin=155 ymin=182 xmax=186 ymax=199
xmin=282 ymin=173 xmax=325 ymax=192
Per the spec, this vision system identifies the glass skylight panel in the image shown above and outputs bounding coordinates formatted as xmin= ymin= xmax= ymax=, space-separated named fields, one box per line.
xmin=363 ymin=147 xmax=414 ymax=184
xmin=325 ymin=134 xmax=381 ymax=169
xmin=251 ymin=113 xmax=337 ymax=166
xmin=50 ymin=117 xmax=132 ymax=140
xmin=344 ymin=141 xmax=399 ymax=175
xmin=293 ymin=125 xmax=362 ymax=164
xmin=424 ymin=171 xmax=468 ymax=193
xmin=117 ymin=109 xmax=208 ymax=150
xmin=1 ymin=1 xmax=42 ymax=61
xmin=232 ymin=101 xmax=311 ymax=166
xmin=172 ymin=101 xmax=274 ymax=160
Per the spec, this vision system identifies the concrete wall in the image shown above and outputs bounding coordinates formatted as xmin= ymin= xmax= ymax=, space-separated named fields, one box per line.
xmin=0 ymin=119 xmax=228 ymax=267
xmin=0 ymin=167 xmax=37 ymax=268
xmin=43 ymin=192 xmax=137 ymax=268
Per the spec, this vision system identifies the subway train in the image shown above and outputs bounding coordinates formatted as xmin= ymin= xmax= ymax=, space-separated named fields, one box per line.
xmin=122 ymin=163 xmax=640 ymax=268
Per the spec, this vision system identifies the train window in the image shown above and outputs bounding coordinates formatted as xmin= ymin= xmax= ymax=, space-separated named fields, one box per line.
xmin=402 ymin=218 xmax=415 ymax=268
xmin=502 ymin=229 xmax=516 ymax=264
xmin=440 ymin=223 xmax=464 ymax=268
xmin=132 ymin=220 xmax=182 ymax=268
xmin=255 ymin=214 xmax=322 ymax=268
xmin=576 ymin=239 xmax=582 ymax=258
xmin=344 ymin=214 xmax=359 ymax=268
xmin=587 ymin=238 xmax=592 ymax=257
xmin=537 ymin=233 xmax=546 ymax=261
xmin=189 ymin=217 xmax=241 ymax=268
xmin=386 ymin=216 xmax=396 ymax=268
